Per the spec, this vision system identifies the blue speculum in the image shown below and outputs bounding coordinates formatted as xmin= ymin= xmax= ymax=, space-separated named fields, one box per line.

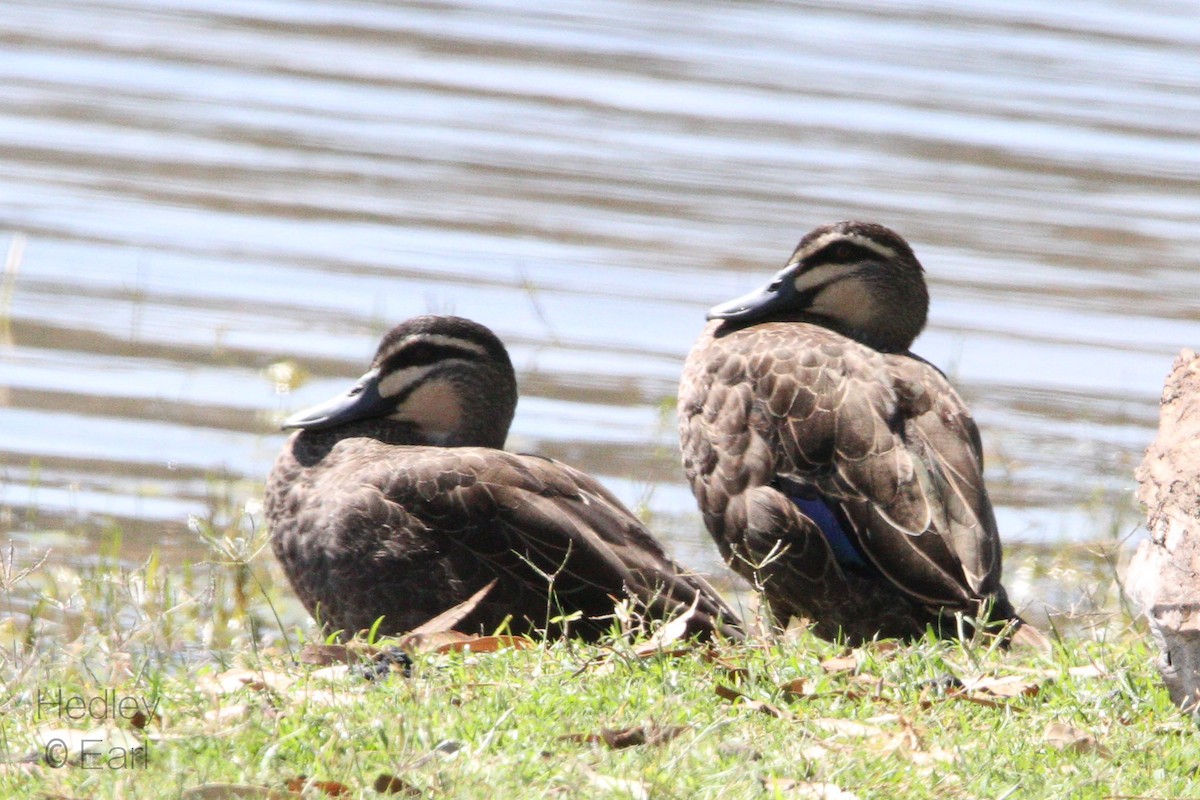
xmin=789 ymin=494 xmax=872 ymax=571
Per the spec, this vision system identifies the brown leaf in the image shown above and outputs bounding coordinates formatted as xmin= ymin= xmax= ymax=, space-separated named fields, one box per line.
xmin=764 ymin=778 xmax=861 ymax=799
xmin=872 ymin=725 xmax=923 ymax=755
xmin=406 ymin=580 xmax=498 ymax=636
xmin=960 ymin=674 xmax=1041 ymax=698
xmin=200 ymin=669 xmax=295 ymax=696
xmin=398 ymin=630 xmax=477 ymax=654
xmin=407 ymin=739 xmax=463 ymax=769
xmin=922 ymin=692 xmax=1002 ymax=711
xmin=781 ymin=677 xmax=869 ymax=703
xmin=800 ymin=744 xmax=832 ymax=762
xmin=1016 ymin=664 xmax=1107 ymax=681
xmin=298 ymin=643 xmax=379 ymax=667
xmin=714 ymin=684 xmax=793 ymax=720
xmin=128 ymin=710 xmax=160 ymax=730
xmin=820 ymin=655 xmax=858 ymax=674
xmin=373 ymin=774 xmax=423 ymax=796
xmin=180 ymin=785 xmax=294 ymax=800
xmin=309 ymin=665 xmax=352 ymax=682
xmin=1044 ymin=722 xmax=1108 ymax=756
xmin=717 ymin=738 xmax=763 ymax=760
xmin=433 ymin=635 xmax=532 ymax=654
xmin=810 ymin=718 xmax=884 ymax=738
xmin=849 ymin=672 xmax=885 ymax=688
xmin=283 ymin=777 xmax=351 ymax=797
xmin=580 ymin=768 xmax=649 ymax=800
xmin=632 ymin=601 xmax=698 ymax=656
xmin=204 ymin=704 xmax=252 ymax=726
xmin=905 ymin=746 xmax=957 ymax=769
xmin=1066 ymin=664 xmax=1107 ymax=680
xmin=37 ymin=726 xmax=144 ymax=766
xmin=562 ymin=724 xmax=689 ymax=749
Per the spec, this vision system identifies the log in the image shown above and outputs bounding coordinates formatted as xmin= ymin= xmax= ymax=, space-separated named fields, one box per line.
xmin=1126 ymin=349 xmax=1200 ymax=711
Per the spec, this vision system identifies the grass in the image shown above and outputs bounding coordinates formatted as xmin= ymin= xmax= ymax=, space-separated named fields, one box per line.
xmin=0 ymin=514 xmax=1194 ymax=800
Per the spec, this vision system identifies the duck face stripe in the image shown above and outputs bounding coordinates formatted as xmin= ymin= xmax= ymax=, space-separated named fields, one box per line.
xmin=792 ymin=231 xmax=900 ymax=267
xmin=378 ymin=336 xmax=489 ymax=375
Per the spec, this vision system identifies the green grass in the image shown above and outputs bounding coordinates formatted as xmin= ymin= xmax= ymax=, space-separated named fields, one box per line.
xmin=0 ymin=522 xmax=1194 ymax=800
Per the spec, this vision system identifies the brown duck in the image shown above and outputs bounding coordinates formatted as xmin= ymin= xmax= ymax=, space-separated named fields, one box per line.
xmin=266 ymin=315 xmax=741 ymax=641
xmin=678 ymin=221 xmax=1042 ymax=645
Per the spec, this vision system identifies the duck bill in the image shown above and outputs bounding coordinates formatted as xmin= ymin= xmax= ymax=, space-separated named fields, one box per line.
xmin=282 ymin=368 xmax=388 ymax=431
xmin=706 ymin=268 xmax=799 ymax=322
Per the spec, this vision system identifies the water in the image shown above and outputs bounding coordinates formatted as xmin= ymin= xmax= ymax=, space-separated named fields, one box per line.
xmin=2 ymin=0 xmax=1198 ymax=618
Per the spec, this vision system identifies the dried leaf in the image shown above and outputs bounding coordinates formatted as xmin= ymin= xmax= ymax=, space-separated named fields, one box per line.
xmin=810 ymin=718 xmax=884 ymax=738
xmin=1066 ymin=665 xmax=1107 ymax=680
xmin=1044 ymin=722 xmax=1108 ymax=756
xmin=849 ymin=673 xmax=885 ymax=689
xmin=580 ymin=769 xmax=649 ymax=800
xmin=800 ymin=744 xmax=832 ymax=761
xmin=820 ymin=655 xmax=857 ymax=674
xmin=562 ymin=724 xmax=689 ymax=749
xmin=37 ymin=726 xmax=144 ymax=766
xmin=960 ymin=675 xmax=1041 ymax=698
xmin=864 ymin=713 xmax=901 ymax=726
xmin=300 ymin=689 xmax=365 ymax=710
xmin=434 ymin=635 xmax=532 ymax=654
xmin=764 ymin=778 xmax=860 ymax=799
xmin=399 ymin=630 xmax=477 ymax=654
xmin=717 ymin=738 xmax=762 ymax=760
xmin=781 ymin=677 xmax=868 ymax=703
xmin=180 ymin=785 xmax=293 ymax=800
xmin=872 ymin=726 xmax=923 ymax=755
xmin=1017 ymin=664 xmax=1107 ymax=681
xmin=201 ymin=669 xmax=294 ymax=696
xmin=299 ymin=643 xmax=379 ymax=667
xmin=309 ymin=665 xmax=352 ymax=682
xmin=632 ymin=601 xmax=698 ymax=656
xmin=373 ymin=774 xmax=423 ymax=796
xmin=406 ymin=580 xmax=497 ymax=636
xmin=906 ymin=747 xmax=957 ymax=769
xmin=204 ymin=704 xmax=252 ymax=726
xmin=408 ymin=739 xmax=463 ymax=769
xmin=128 ymin=709 xmax=160 ymax=730
xmin=283 ymin=777 xmax=351 ymax=796
xmin=714 ymin=684 xmax=793 ymax=720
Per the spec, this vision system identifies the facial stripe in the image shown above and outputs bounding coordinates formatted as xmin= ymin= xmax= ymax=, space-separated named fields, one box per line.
xmin=376 ymin=333 xmax=489 ymax=365
xmin=376 ymin=359 xmax=477 ymax=399
xmin=790 ymin=231 xmax=900 ymax=267
xmin=791 ymin=262 xmax=855 ymax=295
xmin=377 ymin=364 xmax=438 ymax=400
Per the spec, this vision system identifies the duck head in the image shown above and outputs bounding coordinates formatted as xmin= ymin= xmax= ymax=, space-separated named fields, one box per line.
xmin=283 ymin=315 xmax=518 ymax=449
xmin=709 ymin=221 xmax=930 ymax=353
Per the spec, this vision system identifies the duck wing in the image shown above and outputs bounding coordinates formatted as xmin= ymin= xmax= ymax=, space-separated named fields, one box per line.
xmin=681 ymin=320 xmax=1004 ymax=612
xmin=372 ymin=446 xmax=743 ymax=639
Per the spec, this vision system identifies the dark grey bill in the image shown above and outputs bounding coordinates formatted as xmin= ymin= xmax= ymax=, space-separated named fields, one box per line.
xmin=282 ymin=368 xmax=389 ymax=431
xmin=706 ymin=267 xmax=799 ymax=322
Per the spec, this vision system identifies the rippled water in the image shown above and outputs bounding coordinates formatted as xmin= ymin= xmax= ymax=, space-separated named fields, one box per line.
xmin=2 ymin=0 xmax=1199 ymax=617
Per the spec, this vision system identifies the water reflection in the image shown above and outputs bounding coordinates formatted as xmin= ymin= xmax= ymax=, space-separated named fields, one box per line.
xmin=1 ymin=0 xmax=1198 ymax=622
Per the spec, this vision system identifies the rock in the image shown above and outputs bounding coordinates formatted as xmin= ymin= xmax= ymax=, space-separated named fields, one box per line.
xmin=1126 ymin=349 xmax=1200 ymax=711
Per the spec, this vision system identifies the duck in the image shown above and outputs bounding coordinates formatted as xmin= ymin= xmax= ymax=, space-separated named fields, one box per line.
xmin=678 ymin=220 xmax=1041 ymax=645
xmin=266 ymin=314 xmax=742 ymax=642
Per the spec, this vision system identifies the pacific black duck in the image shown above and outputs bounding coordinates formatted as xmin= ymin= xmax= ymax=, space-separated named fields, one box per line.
xmin=678 ymin=221 xmax=1041 ymax=645
xmin=266 ymin=315 xmax=741 ymax=642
